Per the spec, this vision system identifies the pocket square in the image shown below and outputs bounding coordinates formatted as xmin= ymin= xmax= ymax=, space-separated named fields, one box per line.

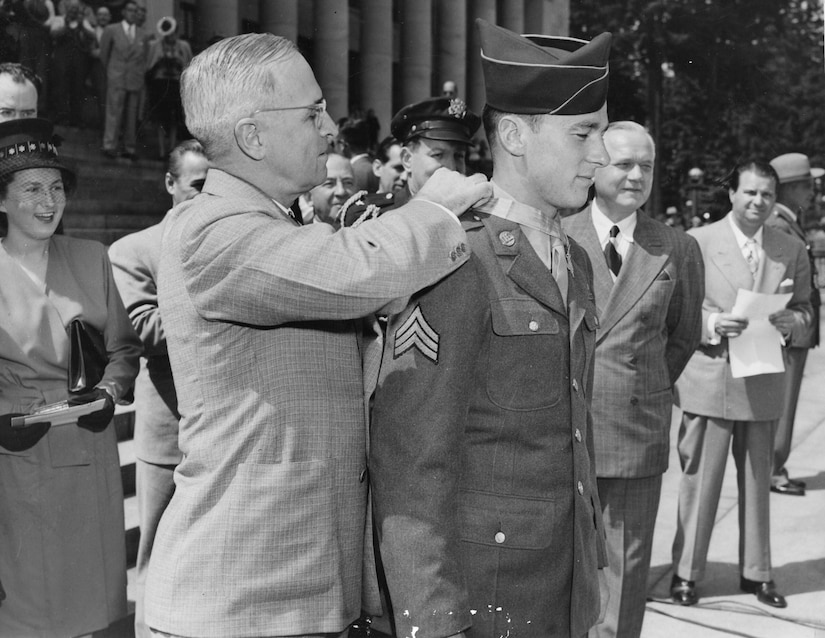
xmin=655 ymin=270 xmax=672 ymax=281
xmin=778 ymin=277 xmax=794 ymax=293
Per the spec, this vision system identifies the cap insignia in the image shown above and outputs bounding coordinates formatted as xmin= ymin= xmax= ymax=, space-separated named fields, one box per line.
xmin=448 ymin=98 xmax=467 ymax=119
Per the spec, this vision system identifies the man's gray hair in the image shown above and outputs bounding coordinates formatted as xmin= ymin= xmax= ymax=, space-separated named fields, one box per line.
xmin=605 ymin=120 xmax=655 ymax=150
xmin=181 ymin=33 xmax=299 ymax=160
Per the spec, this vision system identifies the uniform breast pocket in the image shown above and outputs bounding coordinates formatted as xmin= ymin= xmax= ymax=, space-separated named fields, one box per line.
xmin=486 ymin=298 xmax=564 ymax=411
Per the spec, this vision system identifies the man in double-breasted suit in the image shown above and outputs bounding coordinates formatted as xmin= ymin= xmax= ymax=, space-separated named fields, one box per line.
xmin=766 ymin=152 xmax=821 ymax=496
xmin=563 ymin=121 xmax=704 ymax=638
xmin=143 ymin=34 xmax=492 ymax=638
xmin=670 ymin=161 xmax=812 ymax=610
xmin=370 ymin=21 xmax=611 ymax=638
xmin=99 ymin=0 xmax=145 ymax=159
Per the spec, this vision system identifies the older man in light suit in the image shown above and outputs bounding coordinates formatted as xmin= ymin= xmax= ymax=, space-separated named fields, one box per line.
xmin=563 ymin=121 xmax=704 ymax=638
xmin=670 ymin=160 xmax=812 ymax=610
xmin=99 ymin=0 xmax=145 ymax=159
xmin=144 ymin=33 xmax=491 ymax=638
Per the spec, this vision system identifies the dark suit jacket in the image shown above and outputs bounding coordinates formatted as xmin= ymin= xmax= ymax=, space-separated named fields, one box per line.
xmin=371 ymin=212 xmax=604 ymax=638
xmin=676 ymin=214 xmax=812 ymax=421
xmin=99 ymin=21 xmax=146 ymax=91
xmin=563 ymin=208 xmax=704 ymax=477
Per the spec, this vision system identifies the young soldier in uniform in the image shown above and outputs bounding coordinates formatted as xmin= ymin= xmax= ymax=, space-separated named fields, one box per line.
xmin=370 ymin=20 xmax=612 ymax=638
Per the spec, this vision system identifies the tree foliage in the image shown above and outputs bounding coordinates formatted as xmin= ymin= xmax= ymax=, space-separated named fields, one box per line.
xmin=570 ymin=0 xmax=825 ymax=220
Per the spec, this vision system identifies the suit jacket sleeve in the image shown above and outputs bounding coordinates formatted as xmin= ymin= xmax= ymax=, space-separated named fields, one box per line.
xmin=99 ymin=24 xmax=113 ymax=69
xmin=371 ymin=259 xmax=485 ymax=638
xmin=665 ymin=234 xmax=705 ymax=383
xmin=175 ymin=200 xmax=469 ymax=326
xmin=109 ymin=229 xmax=166 ymax=356
xmin=785 ymin=241 xmax=813 ymax=345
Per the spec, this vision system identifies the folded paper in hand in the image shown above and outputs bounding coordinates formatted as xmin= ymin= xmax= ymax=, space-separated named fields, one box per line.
xmin=11 ymin=398 xmax=106 ymax=429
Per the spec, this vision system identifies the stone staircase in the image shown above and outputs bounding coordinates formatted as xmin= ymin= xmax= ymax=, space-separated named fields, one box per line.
xmin=54 ymin=124 xmax=170 ymax=246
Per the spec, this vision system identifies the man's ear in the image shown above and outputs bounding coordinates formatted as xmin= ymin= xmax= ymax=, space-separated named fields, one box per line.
xmin=497 ymin=115 xmax=527 ymax=157
xmin=372 ymin=158 xmax=383 ymax=178
xmin=400 ymin=146 xmax=414 ymax=172
xmin=234 ymin=117 xmax=265 ymax=160
xmin=164 ymin=172 xmax=175 ymax=196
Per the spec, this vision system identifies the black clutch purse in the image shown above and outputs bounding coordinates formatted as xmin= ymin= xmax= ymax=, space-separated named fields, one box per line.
xmin=67 ymin=319 xmax=108 ymax=395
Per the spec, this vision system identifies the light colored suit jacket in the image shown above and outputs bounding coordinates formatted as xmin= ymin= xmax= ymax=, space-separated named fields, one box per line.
xmin=110 ymin=221 xmax=182 ymax=466
xmin=676 ymin=214 xmax=812 ymax=421
xmin=563 ymin=208 xmax=704 ymax=477
xmin=99 ymin=21 xmax=146 ymax=91
xmin=145 ymin=169 xmax=470 ymax=637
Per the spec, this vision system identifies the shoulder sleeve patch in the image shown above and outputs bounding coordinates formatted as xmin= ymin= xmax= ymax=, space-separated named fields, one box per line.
xmin=393 ymin=304 xmax=440 ymax=363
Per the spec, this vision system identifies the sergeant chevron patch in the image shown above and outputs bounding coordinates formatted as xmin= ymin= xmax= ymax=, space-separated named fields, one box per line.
xmin=393 ymin=304 xmax=440 ymax=363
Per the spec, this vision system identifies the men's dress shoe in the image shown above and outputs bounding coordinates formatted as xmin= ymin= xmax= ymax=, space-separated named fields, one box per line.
xmin=739 ymin=578 xmax=787 ymax=608
xmin=788 ymin=477 xmax=806 ymax=488
xmin=771 ymin=481 xmax=805 ymax=496
xmin=670 ymin=574 xmax=698 ymax=606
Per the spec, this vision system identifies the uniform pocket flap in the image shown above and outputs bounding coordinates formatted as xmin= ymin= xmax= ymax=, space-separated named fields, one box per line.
xmin=491 ymin=299 xmax=559 ymax=336
xmin=460 ymin=489 xmax=560 ymax=550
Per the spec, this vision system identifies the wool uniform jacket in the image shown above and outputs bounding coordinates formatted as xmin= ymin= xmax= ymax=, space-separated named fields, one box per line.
xmin=562 ymin=208 xmax=704 ymax=477
xmin=99 ymin=21 xmax=146 ymax=91
xmin=109 ymin=221 xmax=181 ymax=466
xmin=370 ymin=211 xmax=605 ymax=638
xmin=144 ymin=169 xmax=471 ymax=638
xmin=766 ymin=202 xmax=820 ymax=348
xmin=675 ymin=214 xmax=812 ymax=420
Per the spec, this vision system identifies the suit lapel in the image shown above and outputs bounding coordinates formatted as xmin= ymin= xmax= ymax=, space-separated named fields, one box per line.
xmin=483 ymin=216 xmax=567 ymax=317
xmin=598 ymin=213 xmax=668 ymax=337
xmin=755 ymin=229 xmax=788 ymax=293
xmin=564 ymin=208 xmax=613 ymax=319
xmin=706 ymin=216 xmax=754 ymax=295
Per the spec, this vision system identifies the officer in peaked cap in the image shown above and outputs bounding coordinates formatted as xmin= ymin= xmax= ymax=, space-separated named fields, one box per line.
xmin=371 ymin=19 xmax=613 ymax=638
xmin=388 ymin=96 xmax=482 ymax=208
xmin=766 ymin=152 xmax=821 ymax=497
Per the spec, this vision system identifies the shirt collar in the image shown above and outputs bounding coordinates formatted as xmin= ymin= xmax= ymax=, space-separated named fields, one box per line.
xmin=728 ymin=213 xmax=763 ymax=249
xmin=591 ymin=199 xmax=637 ymax=245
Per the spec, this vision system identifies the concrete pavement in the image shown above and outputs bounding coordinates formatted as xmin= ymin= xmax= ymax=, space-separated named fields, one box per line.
xmin=641 ymin=316 xmax=825 ymax=637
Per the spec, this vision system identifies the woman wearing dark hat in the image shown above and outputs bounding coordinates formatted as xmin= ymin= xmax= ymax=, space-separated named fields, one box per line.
xmin=0 ymin=118 xmax=141 ymax=637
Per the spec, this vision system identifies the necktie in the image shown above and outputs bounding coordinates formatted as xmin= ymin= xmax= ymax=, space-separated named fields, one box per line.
xmin=604 ymin=225 xmax=622 ymax=276
xmin=549 ymin=232 xmax=569 ymax=302
xmin=745 ymin=238 xmax=759 ymax=274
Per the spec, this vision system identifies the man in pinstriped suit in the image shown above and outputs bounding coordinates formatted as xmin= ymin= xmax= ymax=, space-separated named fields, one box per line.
xmin=563 ymin=121 xmax=704 ymax=638
xmin=144 ymin=33 xmax=492 ymax=638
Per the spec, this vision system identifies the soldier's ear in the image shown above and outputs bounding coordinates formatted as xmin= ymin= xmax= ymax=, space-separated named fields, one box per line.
xmin=234 ymin=117 xmax=265 ymax=160
xmin=401 ymin=146 xmax=414 ymax=172
xmin=497 ymin=115 xmax=526 ymax=157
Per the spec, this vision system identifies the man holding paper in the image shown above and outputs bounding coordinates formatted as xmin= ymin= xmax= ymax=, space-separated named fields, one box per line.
xmin=670 ymin=160 xmax=812 ymax=609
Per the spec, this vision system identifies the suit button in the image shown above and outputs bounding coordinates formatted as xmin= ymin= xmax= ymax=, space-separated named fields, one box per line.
xmin=577 ymin=481 xmax=584 ymax=495
xmin=575 ymin=428 xmax=582 ymax=442
xmin=450 ymin=250 xmax=457 ymax=261
xmin=494 ymin=531 xmax=506 ymax=544
xmin=572 ymin=379 xmax=579 ymax=392
xmin=630 ymin=396 xmax=638 ymax=405
xmin=359 ymin=469 xmax=368 ymax=483
xmin=528 ymin=320 xmax=539 ymax=332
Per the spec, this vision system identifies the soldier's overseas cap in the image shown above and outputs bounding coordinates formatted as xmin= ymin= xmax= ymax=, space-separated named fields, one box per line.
xmin=477 ymin=19 xmax=611 ymax=115
xmin=770 ymin=153 xmax=824 ymax=183
xmin=391 ymin=97 xmax=481 ymax=145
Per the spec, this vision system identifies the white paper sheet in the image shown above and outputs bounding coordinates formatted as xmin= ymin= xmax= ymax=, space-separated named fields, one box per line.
xmin=728 ymin=289 xmax=792 ymax=378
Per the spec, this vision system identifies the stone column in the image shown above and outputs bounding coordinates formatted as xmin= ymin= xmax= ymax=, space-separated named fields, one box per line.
xmin=435 ymin=0 xmax=466 ymax=100
xmin=467 ymin=0 xmax=496 ymax=116
xmin=260 ymin=0 xmax=299 ymax=42
xmin=313 ymin=0 xmax=349 ymax=121
xmin=195 ymin=0 xmax=239 ymax=44
xmin=360 ymin=0 xmax=393 ymax=135
xmin=545 ymin=0 xmax=569 ymax=36
xmin=500 ymin=0 xmax=524 ymax=34
xmin=400 ymin=0 xmax=432 ymax=106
